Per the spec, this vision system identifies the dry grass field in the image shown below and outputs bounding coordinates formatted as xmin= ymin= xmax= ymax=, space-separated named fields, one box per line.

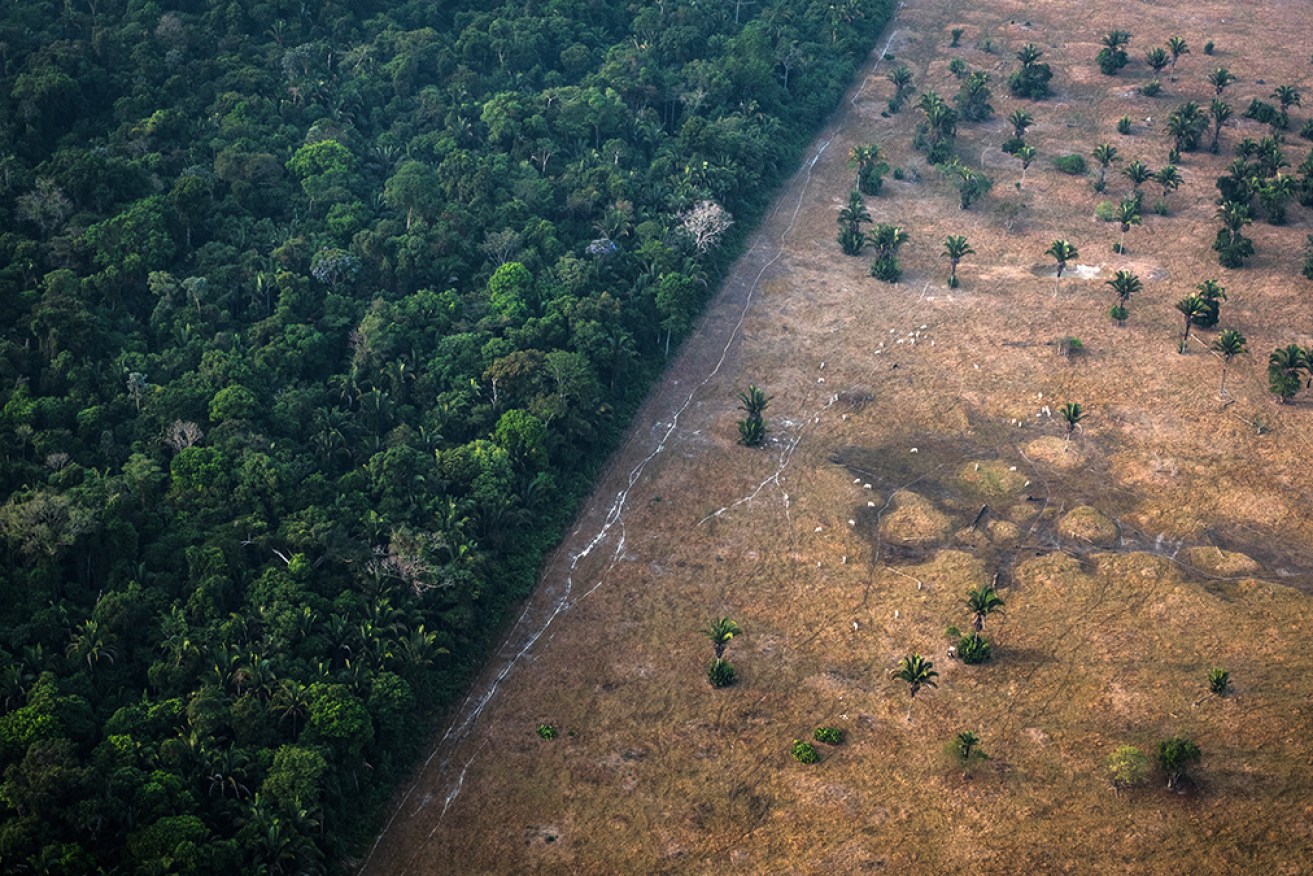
xmin=362 ymin=1 xmax=1313 ymax=872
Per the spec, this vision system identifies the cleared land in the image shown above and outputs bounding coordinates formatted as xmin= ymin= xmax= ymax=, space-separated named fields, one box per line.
xmin=363 ymin=1 xmax=1313 ymax=872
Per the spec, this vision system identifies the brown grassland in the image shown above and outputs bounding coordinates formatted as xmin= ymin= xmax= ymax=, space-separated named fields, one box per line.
xmin=363 ymin=1 xmax=1313 ymax=872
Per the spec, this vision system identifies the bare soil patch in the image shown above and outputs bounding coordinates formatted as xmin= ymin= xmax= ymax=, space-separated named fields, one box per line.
xmin=362 ymin=2 xmax=1313 ymax=873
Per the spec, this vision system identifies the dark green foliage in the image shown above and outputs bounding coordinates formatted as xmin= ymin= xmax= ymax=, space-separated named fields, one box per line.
xmin=1300 ymin=119 xmax=1313 ymax=141
xmin=1204 ymin=41 xmax=1215 ymax=55
xmin=0 ymin=0 xmax=899 ymax=869
xmin=1117 ymin=116 xmax=1134 ymax=135
xmin=914 ymin=91 xmax=959 ymax=164
xmin=942 ymin=162 xmax=994 ymax=210
xmin=1213 ymin=200 xmax=1256 ymax=268
xmin=1096 ymin=31 xmax=1132 ymax=76
xmin=1268 ymin=345 xmax=1306 ymax=403
xmin=887 ymin=66 xmax=916 ymax=113
xmin=838 ymin=190 xmax=873 ymax=255
xmin=949 ymin=57 xmax=969 ymax=79
xmin=791 ymin=739 xmax=820 ymax=763
xmin=1192 ymin=280 xmax=1227 ymax=328
xmin=737 ymin=386 xmax=770 ymax=446
xmin=851 ymin=145 xmax=890 ymax=195
xmin=1139 ymin=80 xmax=1162 ymax=97
xmin=1110 ymin=304 xmax=1129 ymax=324
xmin=1053 ymin=154 xmax=1088 ymax=175
xmin=704 ymin=616 xmax=743 ymax=659
xmin=537 ymin=724 xmax=558 ymax=740
xmin=1156 ymin=736 xmax=1202 ymax=791
xmin=868 ymin=224 xmax=910 ymax=283
xmin=950 ymin=28 xmax=965 ymax=48
xmin=738 ymin=416 xmax=768 ymax=447
xmin=1001 ymin=137 xmax=1027 ymax=155
xmin=813 ymin=726 xmax=845 ymax=745
xmin=955 ymin=72 xmax=994 ymax=122
xmin=1166 ymin=101 xmax=1208 ymax=152
xmin=1244 ymin=99 xmax=1288 ymax=131
xmin=1009 ymin=43 xmax=1053 ymax=100
xmin=1303 ymin=236 xmax=1313 ymax=280
xmin=955 ymin=632 xmax=992 ymax=664
xmin=1207 ymin=668 xmax=1230 ymax=695
xmin=708 ymin=659 xmax=739 ymax=688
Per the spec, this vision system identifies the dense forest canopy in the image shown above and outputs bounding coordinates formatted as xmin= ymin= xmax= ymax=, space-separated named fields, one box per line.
xmin=0 ymin=0 xmax=892 ymax=870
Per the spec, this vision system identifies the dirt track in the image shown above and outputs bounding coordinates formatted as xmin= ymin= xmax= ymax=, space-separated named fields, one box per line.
xmin=362 ymin=1 xmax=1313 ymax=872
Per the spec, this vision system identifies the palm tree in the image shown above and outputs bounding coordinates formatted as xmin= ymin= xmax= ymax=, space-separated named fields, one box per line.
xmin=849 ymin=144 xmax=888 ymax=195
xmin=887 ymin=65 xmax=915 ymax=111
xmin=1166 ymin=101 xmax=1207 ymax=152
xmin=1212 ymin=329 xmax=1247 ymax=398
xmin=965 ymin=584 xmax=1004 ymax=631
xmin=837 ymin=190 xmax=872 ymax=255
xmin=1209 ymin=99 xmax=1232 ymax=153
xmin=1268 ymin=344 xmax=1305 ymax=403
xmin=1060 ymin=402 xmax=1084 ymax=440
xmin=1009 ymin=108 xmax=1034 ymax=140
xmin=890 ymin=653 xmax=938 ymax=720
xmin=1114 ymin=197 xmax=1142 ymax=253
xmin=1016 ymin=43 xmax=1044 ymax=68
xmin=1096 ymin=30 xmax=1131 ymax=75
xmin=1193 ymin=278 xmax=1226 ymax=328
xmin=1106 ymin=269 xmax=1142 ymax=312
xmin=1207 ymin=67 xmax=1237 ymax=95
xmin=704 ymin=617 xmax=743 ymax=658
xmin=1175 ymin=294 xmax=1208 ymax=352
xmin=869 ymin=224 xmax=909 ymax=282
xmin=1016 ymin=144 xmax=1037 ymax=185
xmin=1166 ymin=36 xmax=1189 ymax=78
xmin=1123 ymin=159 xmax=1153 ymax=196
xmin=1092 ymin=143 xmax=1119 ymax=189
xmin=1045 ymin=239 xmax=1079 ymax=295
xmin=1145 ymin=47 xmax=1170 ymax=77
xmin=1272 ymin=84 xmax=1301 ymax=113
xmin=738 ymin=385 xmax=770 ymax=418
xmin=1155 ymin=164 xmax=1182 ymax=199
xmin=943 ymin=235 xmax=974 ymax=288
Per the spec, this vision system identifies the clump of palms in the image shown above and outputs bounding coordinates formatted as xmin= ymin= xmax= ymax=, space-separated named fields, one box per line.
xmin=1096 ymin=30 xmax=1131 ymax=76
xmin=887 ymin=65 xmax=915 ymax=113
xmin=868 ymin=224 xmax=909 ymax=282
xmin=890 ymin=653 xmax=938 ymax=721
xmin=1009 ymin=43 xmax=1053 ymax=99
xmin=737 ymin=385 xmax=770 ymax=446
xmin=1268 ymin=344 xmax=1306 ymax=403
xmin=1213 ymin=200 xmax=1255 ymax=268
xmin=1212 ymin=329 xmax=1246 ymax=399
xmin=1192 ymin=278 xmax=1227 ymax=328
xmin=942 ymin=235 xmax=974 ymax=288
xmin=1166 ymin=101 xmax=1207 ymax=152
xmin=849 ymin=144 xmax=889 ymax=196
xmin=837 ymin=190 xmax=872 ymax=255
xmin=1209 ymin=99 xmax=1232 ymax=153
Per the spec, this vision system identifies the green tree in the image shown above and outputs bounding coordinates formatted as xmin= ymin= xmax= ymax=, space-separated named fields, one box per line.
xmin=1045 ymin=239 xmax=1079 ymax=294
xmin=655 ymin=272 xmax=699 ymax=355
xmin=1193 ymin=278 xmax=1227 ymax=328
xmin=914 ymin=91 xmax=958 ymax=164
xmin=1114 ymin=197 xmax=1142 ymax=254
xmin=849 ymin=144 xmax=889 ymax=196
xmin=1268 ymin=344 xmax=1305 ymax=403
xmin=837 ymin=190 xmax=873 ymax=255
xmin=1107 ymin=745 xmax=1150 ymax=792
xmin=955 ymin=71 xmax=994 ymax=122
xmin=1208 ymin=67 xmax=1237 ymax=95
xmin=703 ymin=617 xmax=743 ymax=659
xmin=1156 ymin=735 xmax=1201 ymax=791
xmin=1209 ymin=99 xmax=1232 ymax=153
xmin=1010 ymin=43 xmax=1053 ymax=98
xmin=1092 ymin=143 xmax=1119 ymax=190
xmin=890 ymin=653 xmax=938 ymax=720
xmin=1145 ymin=47 xmax=1170 ymax=77
xmin=1166 ymin=101 xmax=1207 ymax=152
xmin=1166 ymin=37 xmax=1190 ymax=78
xmin=1123 ymin=160 xmax=1153 ymax=196
xmin=1016 ymin=145 xmax=1037 ymax=186
xmin=868 ymin=224 xmax=910 ymax=283
xmin=1106 ymin=270 xmax=1142 ymax=313
xmin=1212 ymin=329 xmax=1246 ymax=399
xmin=1175 ymin=295 xmax=1209 ymax=352
xmin=943 ymin=235 xmax=974 ymax=288
xmin=1213 ymin=200 xmax=1255 ymax=268
xmin=965 ymin=584 xmax=1004 ymax=631
xmin=1009 ymin=109 xmax=1034 ymax=140
xmin=1060 ymin=402 xmax=1084 ymax=440
xmin=887 ymin=66 xmax=916 ymax=112
xmin=1096 ymin=31 xmax=1131 ymax=75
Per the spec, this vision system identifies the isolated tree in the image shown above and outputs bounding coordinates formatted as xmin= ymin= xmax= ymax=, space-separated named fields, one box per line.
xmin=837 ymin=190 xmax=872 ymax=255
xmin=1166 ymin=100 xmax=1208 ymax=152
xmin=1156 ymin=164 xmax=1182 ymax=199
xmin=1107 ymin=745 xmax=1151 ymax=793
xmin=1092 ymin=143 xmax=1120 ymax=190
xmin=887 ymin=65 xmax=916 ymax=112
xmin=1207 ymin=667 xmax=1230 ymax=695
xmin=1166 ymin=36 xmax=1189 ymax=78
xmin=1009 ymin=108 xmax=1034 ymax=140
xmin=1207 ymin=67 xmax=1236 ymax=95
xmin=1016 ymin=144 xmax=1037 ymax=185
xmin=1096 ymin=31 xmax=1131 ymax=76
xmin=1193 ymin=278 xmax=1227 ymax=328
xmin=703 ymin=617 xmax=742 ymax=658
xmin=849 ymin=144 xmax=889 ymax=195
xmin=1009 ymin=43 xmax=1053 ymax=99
xmin=1046 ymin=239 xmax=1079 ymax=294
xmin=1212 ymin=329 xmax=1246 ymax=398
xmin=890 ymin=653 xmax=938 ymax=720
xmin=1213 ymin=200 xmax=1255 ymax=268
xmin=965 ymin=584 xmax=1004 ymax=631
xmin=1124 ymin=160 xmax=1153 ymax=195
xmin=1106 ymin=270 xmax=1142 ymax=317
xmin=1268 ymin=344 xmax=1305 ymax=403
xmin=1272 ymin=84 xmax=1302 ymax=114
xmin=1175 ymin=294 xmax=1208 ymax=352
xmin=1209 ymin=99 xmax=1232 ymax=153
xmin=868 ymin=224 xmax=910 ymax=282
xmin=1157 ymin=736 xmax=1201 ymax=791
xmin=1114 ymin=197 xmax=1142 ymax=253
xmin=737 ymin=384 xmax=770 ymax=446
xmin=1145 ymin=47 xmax=1170 ymax=77
xmin=1060 ymin=402 xmax=1084 ymax=440
xmin=943 ymin=235 xmax=974 ymax=288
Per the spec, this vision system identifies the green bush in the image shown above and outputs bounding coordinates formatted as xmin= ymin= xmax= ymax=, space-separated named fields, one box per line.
xmin=1139 ymin=80 xmax=1162 ymax=97
xmin=1094 ymin=200 xmax=1117 ymax=222
xmin=1302 ymin=235 xmax=1313 ymax=280
xmin=536 ymin=723 xmax=558 ymax=740
xmin=813 ymin=726 xmax=846 ymax=745
xmin=791 ymin=739 xmax=820 ymax=763
xmin=1207 ymin=667 xmax=1230 ymax=695
xmin=1052 ymin=154 xmax=1088 ymax=175
xmin=1299 ymin=119 xmax=1313 ymax=141
xmin=708 ymin=658 xmax=738 ymax=688
xmin=956 ymin=632 xmax=992 ymax=664
xmin=870 ymin=256 xmax=901 ymax=283
xmin=738 ymin=417 xmax=767 ymax=447
xmin=1110 ymin=304 xmax=1128 ymax=324
xmin=1203 ymin=40 xmax=1215 ymax=55
xmin=1117 ymin=116 xmax=1133 ymax=135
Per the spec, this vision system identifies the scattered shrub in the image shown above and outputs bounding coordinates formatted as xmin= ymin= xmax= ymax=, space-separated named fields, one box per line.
xmin=1059 ymin=336 xmax=1085 ymax=358
xmin=1203 ymin=40 xmax=1215 ymax=55
xmin=978 ymin=38 xmax=995 ymax=54
xmin=950 ymin=27 xmax=964 ymax=47
xmin=536 ymin=723 xmax=558 ymax=740
xmin=870 ymin=256 xmax=901 ymax=283
xmin=1299 ymin=119 xmax=1313 ymax=141
xmin=1109 ymin=304 xmax=1128 ymax=324
xmin=1117 ymin=116 xmax=1133 ymax=135
xmin=1157 ymin=735 xmax=1202 ymax=791
xmin=708 ymin=658 xmax=738 ymax=687
xmin=1107 ymin=745 xmax=1150 ymax=791
xmin=1094 ymin=200 xmax=1118 ymax=221
xmin=1208 ymin=667 xmax=1230 ymax=695
xmin=892 ymin=167 xmax=905 ymax=180
xmin=956 ymin=631 xmax=992 ymax=664
xmin=791 ymin=739 xmax=820 ymax=763
xmin=1052 ymin=154 xmax=1088 ymax=175
xmin=1151 ymin=198 xmax=1170 ymax=216
xmin=1000 ymin=136 xmax=1026 ymax=154
xmin=813 ymin=726 xmax=845 ymax=745
xmin=949 ymin=57 xmax=968 ymax=79
xmin=1139 ymin=80 xmax=1162 ymax=97
xmin=1303 ymin=236 xmax=1313 ymax=280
